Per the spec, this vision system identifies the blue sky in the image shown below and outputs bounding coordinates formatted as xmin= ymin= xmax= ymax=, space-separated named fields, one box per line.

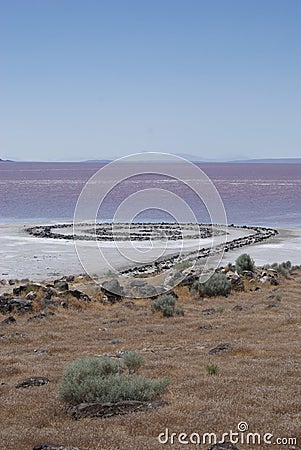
xmin=1 ymin=0 xmax=301 ymax=161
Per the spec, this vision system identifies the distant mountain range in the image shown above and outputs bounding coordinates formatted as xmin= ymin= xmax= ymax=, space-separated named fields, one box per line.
xmin=1 ymin=156 xmax=301 ymax=164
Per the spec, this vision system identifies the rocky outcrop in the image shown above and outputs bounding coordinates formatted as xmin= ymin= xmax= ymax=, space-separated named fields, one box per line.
xmin=66 ymin=400 xmax=167 ymax=419
xmin=0 ymin=297 xmax=32 ymax=313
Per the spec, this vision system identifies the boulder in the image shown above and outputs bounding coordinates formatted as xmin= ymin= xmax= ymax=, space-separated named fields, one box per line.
xmin=53 ymin=280 xmax=69 ymax=291
xmin=208 ymin=343 xmax=233 ymax=355
xmin=102 ymin=279 xmax=124 ymax=297
xmin=135 ymin=284 xmax=158 ymax=298
xmin=12 ymin=285 xmax=27 ymax=296
xmin=16 ymin=376 xmax=50 ymax=388
xmin=69 ymin=289 xmax=91 ymax=301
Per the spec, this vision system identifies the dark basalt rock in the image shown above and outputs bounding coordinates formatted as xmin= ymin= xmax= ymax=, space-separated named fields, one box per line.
xmin=208 ymin=343 xmax=233 ymax=355
xmin=197 ymin=324 xmax=213 ymax=330
xmin=66 ymin=400 xmax=167 ymax=419
xmin=0 ymin=316 xmax=16 ymax=325
xmin=28 ymin=311 xmax=55 ymax=321
xmin=16 ymin=376 xmax=50 ymax=388
xmin=102 ymin=279 xmax=124 ymax=297
xmin=0 ymin=297 xmax=32 ymax=313
xmin=12 ymin=285 xmax=27 ymax=296
xmin=202 ymin=308 xmax=217 ymax=316
xmin=68 ymin=289 xmax=91 ymax=301
xmin=53 ymin=280 xmax=69 ymax=291
xmin=232 ymin=305 xmax=251 ymax=311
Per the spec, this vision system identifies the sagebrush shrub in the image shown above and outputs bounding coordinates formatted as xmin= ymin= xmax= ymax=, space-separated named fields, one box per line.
xmin=58 ymin=356 xmax=169 ymax=405
xmin=150 ymin=294 xmax=184 ymax=317
xmin=123 ymin=351 xmax=145 ymax=374
xmin=235 ymin=253 xmax=255 ymax=274
xmin=193 ymin=273 xmax=231 ymax=297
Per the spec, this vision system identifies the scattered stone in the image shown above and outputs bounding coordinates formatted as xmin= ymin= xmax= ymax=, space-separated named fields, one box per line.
xmin=122 ymin=301 xmax=135 ymax=308
xmin=202 ymin=308 xmax=217 ymax=316
xmin=102 ymin=319 xmax=126 ymax=325
xmin=28 ymin=311 xmax=55 ymax=321
xmin=53 ymin=280 xmax=69 ymax=291
xmin=0 ymin=316 xmax=16 ymax=325
xmin=69 ymin=289 xmax=91 ymax=301
xmin=0 ymin=332 xmax=28 ymax=340
xmin=0 ymin=297 xmax=32 ymax=313
xmin=66 ymin=400 xmax=167 ymax=419
xmin=232 ymin=305 xmax=251 ymax=311
xmin=41 ymin=298 xmax=60 ymax=309
xmin=267 ymin=303 xmax=278 ymax=309
xmin=66 ymin=275 xmax=75 ymax=282
xmin=226 ymin=271 xmax=244 ymax=291
xmin=197 ymin=325 xmax=213 ymax=330
xmin=8 ymin=279 xmax=15 ymax=285
xmin=26 ymin=291 xmax=37 ymax=300
xmin=208 ymin=343 xmax=233 ymax=355
xmin=12 ymin=285 xmax=27 ymax=295
xmin=96 ymin=338 xmax=124 ymax=345
xmin=16 ymin=376 xmax=50 ymax=388
xmin=207 ymin=442 xmax=239 ymax=450
xmin=243 ymin=270 xmax=254 ymax=278
xmin=34 ymin=349 xmax=48 ymax=355
xmin=33 ymin=444 xmax=88 ymax=450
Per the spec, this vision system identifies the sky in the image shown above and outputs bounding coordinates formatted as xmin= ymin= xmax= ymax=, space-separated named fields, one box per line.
xmin=1 ymin=0 xmax=301 ymax=162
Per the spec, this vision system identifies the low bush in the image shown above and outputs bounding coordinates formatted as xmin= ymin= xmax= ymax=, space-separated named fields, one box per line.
xmin=266 ymin=261 xmax=301 ymax=278
xmin=192 ymin=273 xmax=231 ymax=298
xmin=150 ymin=294 xmax=184 ymax=317
xmin=58 ymin=356 xmax=169 ymax=405
xmin=123 ymin=351 xmax=145 ymax=374
xmin=235 ymin=253 xmax=255 ymax=274
xmin=205 ymin=363 xmax=218 ymax=375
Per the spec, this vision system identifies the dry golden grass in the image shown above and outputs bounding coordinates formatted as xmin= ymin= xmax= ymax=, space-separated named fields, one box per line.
xmin=1 ymin=272 xmax=301 ymax=450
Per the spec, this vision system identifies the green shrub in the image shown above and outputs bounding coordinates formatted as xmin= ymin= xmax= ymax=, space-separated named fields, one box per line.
xmin=150 ymin=294 xmax=183 ymax=317
xmin=175 ymin=306 xmax=185 ymax=316
xmin=206 ymin=363 xmax=218 ymax=375
xmin=58 ymin=356 xmax=169 ymax=405
xmin=193 ymin=273 xmax=231 ymax=297
xmin=266 ymin=260 xmax=301 ymax=278
xmin=235 ymin=253 xmax=255 ymax=274
xmin=123 ymin=351 xmax=145 ymax=374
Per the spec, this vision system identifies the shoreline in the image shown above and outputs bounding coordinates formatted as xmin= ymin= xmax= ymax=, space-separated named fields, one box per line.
xmin=0 ymin=221 xmax=300 ymax=281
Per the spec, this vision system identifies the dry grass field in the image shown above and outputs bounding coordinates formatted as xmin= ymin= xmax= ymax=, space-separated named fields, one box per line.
xmin=1 ymin=271 xmax=301 ymax=450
